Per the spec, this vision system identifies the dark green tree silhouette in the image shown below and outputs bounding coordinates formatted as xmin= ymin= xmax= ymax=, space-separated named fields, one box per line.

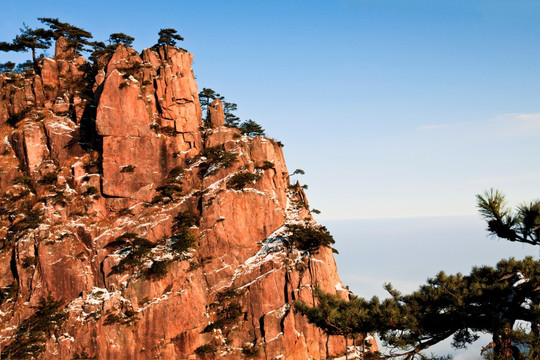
xmin=476 ymin=189 xmax=540 ymax=246
xmin=12 ymin=24 xmax=54 ymax=68
xmin=199 ymin=87 xmax=218 ymax=111
xmin=198 ymin=88 xmax=243 ymax=128
xmin=0 ymin=61 xmax=16 ymax=73
xmin=296 ymin=288 xmax=380 ymax=359
xmin=223 ymin=101 xmax=241 ymax=128
xmin=0 ymin=23 xmax=54 ymax=70
xmin=38 ymin=17 xmax=93 ymax=54
xmin=239 ymin=119 xmax=265 ymax=137
xmin=88 ymin=32 xmax=135 ymax=67
xmin=298 ymin=257 xmax=539 ymax=360
xmin=108 ymin=32 xmax=135 ymax=48
xmin=157 ymin=28 xmax=184 ymax=46
xmin=0 ymin=41 xmax=18 ymax=52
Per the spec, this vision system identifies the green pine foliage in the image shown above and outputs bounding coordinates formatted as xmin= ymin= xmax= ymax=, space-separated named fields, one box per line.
xmin=295 ymin=189 xmax=540 ymax=360
xmin=151 ymin=166 xmax=185 ymax=204
xmin=0 ymin=61 xmax=16 ymax=73
xmin=108 ymin=33 xmax=134 ymax=48
xmin=196 ymin=144 xmax=238 ymax=177
xmin=239 ymin=119 xmax=265 ymax=137
xmin=0 ymin=281 xmax=19 ymax=305
xmin=226 ymin=172 xmax=260 ymax=190
xmin=256 ymin=161 xmax=275 ymax=170
xmin=168 ymin=210 xmax=198 ymax=256
xmin=197 ymin=88 xmax=241 ymax=128
xmin=203 ymin=302 xmax=243 ymax=333
xmin=156 ymin=28 xmax=183 ymax=47
xmin=109 ymin=234 xmax=156 ymax=275
xmin=195 ymin=344 xmax=217 ymax=355
xmin=241 ymin=344 xmax=259 ymax=358
xmin=287 ymin=224 xmax=337 ymax=254
xmin=476 ymin=189 xmax=540 ymax=246
xmin=1 ymin=296 xmax=67 ymax=360
xmin=298 ymin=257 xmax=539 ymax=360
xmin=38 ymin=18 xmax=93 ymax=54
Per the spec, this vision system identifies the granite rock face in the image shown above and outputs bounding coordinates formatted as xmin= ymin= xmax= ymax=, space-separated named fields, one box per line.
xmin=0 ymin=40 xmax=376 ymax=359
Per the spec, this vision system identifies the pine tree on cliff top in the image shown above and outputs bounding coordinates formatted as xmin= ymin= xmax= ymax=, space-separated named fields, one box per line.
xmin=108 ymin=32 xmax=135 ymax=48
xmin=239 ymin=119 xmax=265 ymax=137
xmin=0 ymin=23 xmax=54 ymax=70
xmin=38 ymin=17 xmax=93 ymax=54
xmin=12 ymin=24 xmax=54 ymax=68
xmin=157 ymin=28 xmax=184 ymax=46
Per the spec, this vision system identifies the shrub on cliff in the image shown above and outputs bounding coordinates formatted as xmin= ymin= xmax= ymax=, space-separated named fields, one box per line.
xmin=197 ymin=144 xmax=238 ymax=177
xmin=0 ymin=281 xmax=19 ymax=305
xmin=226 ymin=172 xmax=260 ymax=190
xmin=203 ymin=302 xmax=243 ymax=333
xmin=109 ymin=235 xmax=156 ymax=275
xmin=256 ymin=161 xmax=275 ymax=170
xmin=170 ymin=228 xmax=197 ymax=254
xmin=170 ymin=210 xmax=198 ymax=255
xmin=242 ymin=344 xmax=259 ymax=358
xmin=1 ymin=296 xmax=67 ymax=360
xmin=172 ymin=210 xmax=199 ymax=231
xmin=195 ymin=344 xmax=217 ymax=355
xmin=0 ymin=61 xmax=16 ymax=73
xmin=144 ymin=260 xmax=171 ymax=280
xmin=286 ymin=224 xmax=337 ymax=254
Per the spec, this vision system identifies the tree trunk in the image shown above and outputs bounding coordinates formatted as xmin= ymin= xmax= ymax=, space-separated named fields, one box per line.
xmin=345 ymin=335 xmax=348 ymax=360
xmin=31 ymin=47 xmax=37 ymax=71
xmin=326 ymin=334 xmax=330 ymax=360
xmin=493 ymin=326 xmax=514 ymax=360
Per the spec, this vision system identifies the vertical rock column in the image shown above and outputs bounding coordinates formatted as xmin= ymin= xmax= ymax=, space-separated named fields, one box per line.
xmin=96 ymin=45 xmax=202 ymax=201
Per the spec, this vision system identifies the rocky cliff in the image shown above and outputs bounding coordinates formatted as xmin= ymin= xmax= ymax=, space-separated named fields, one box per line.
xmin=0 ymin=39 xmax=373 ymax=359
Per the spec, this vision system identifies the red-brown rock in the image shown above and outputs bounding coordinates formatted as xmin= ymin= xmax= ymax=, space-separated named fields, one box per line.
xmin=207 ymin=98 xmax=225 ymax=127
xmin=0 ymin=42 xmax=369 ymax=360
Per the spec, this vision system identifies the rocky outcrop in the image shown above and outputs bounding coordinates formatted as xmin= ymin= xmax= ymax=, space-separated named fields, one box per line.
xmin=207 ymin=98 xmax=225 ymax=127
xmin=0 ymin=40 xmax=376 ymax=360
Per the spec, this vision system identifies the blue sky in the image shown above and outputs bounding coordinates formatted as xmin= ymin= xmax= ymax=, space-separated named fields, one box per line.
xmin=1 ymin=0 xmax=539 ymax=219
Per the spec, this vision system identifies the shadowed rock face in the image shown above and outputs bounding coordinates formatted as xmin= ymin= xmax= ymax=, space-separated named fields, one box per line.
xmin=0 ymin=40 xmax=376 ymax=359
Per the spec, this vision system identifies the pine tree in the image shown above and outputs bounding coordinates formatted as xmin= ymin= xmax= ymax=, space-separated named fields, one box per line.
xmin=0 ymin=41 xmax=18 ymax=52
xmin=12 ymin=24 xmax=54 ymax=69
xmin=0 ymin=23 xmax=54 ymax=70
xmin=295 ymin=192 xmax=540 ymax=360
xmin=296 ymin=288 xmax=380 ymax=359
xmin=0 ymin=61 xmax=16 ymax=74
xmin=223 ymin=101 xmax=241 ymax=128
xmin=38 ymin=17 xmax=93 ymax=54
xmin=199 ymin=88 xmax=218 ymax=110
xmin=476 ymin=189 xmax=540 ymax=246
xmin=239 ymin=119 xmax=265 ymax=137
xmin=156 ymin=28 xmax=184 ymax=46
xmin=108 ymin=32 xmax=135 ymax=48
